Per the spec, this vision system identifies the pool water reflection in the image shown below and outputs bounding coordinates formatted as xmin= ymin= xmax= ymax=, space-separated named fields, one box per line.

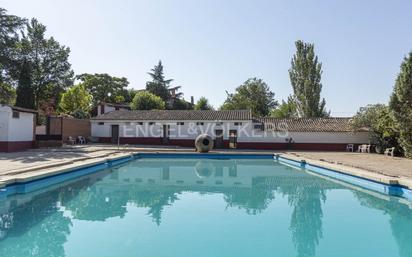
xmin=0 ymin=158 xmax=411 ymax=257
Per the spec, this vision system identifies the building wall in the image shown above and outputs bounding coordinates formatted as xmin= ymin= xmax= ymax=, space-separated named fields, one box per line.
xmin=8 ymin=111 xmax=35 ymax=141
xmin=0 ymin=106 xmax=35 ymax=152
xmin=91 ymin=120 xmax=369 ymax=150
xmin=91 ymin=120 xmax=247 ymax=139
xmin=0 ymin=106 xmax=9 ymax=141
xmin=62 ymin=118 xmax=91 ymax=141
xmin=97 ymin=104 xmax=129 ymax=115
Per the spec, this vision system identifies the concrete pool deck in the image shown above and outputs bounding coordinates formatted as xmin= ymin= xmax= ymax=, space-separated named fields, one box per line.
xmin=0 ymin=145 xmax=411 ymax=190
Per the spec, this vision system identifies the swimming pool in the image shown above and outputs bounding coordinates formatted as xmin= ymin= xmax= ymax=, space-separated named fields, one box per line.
xmin=0 ymin=155 xmax=411 ymax=257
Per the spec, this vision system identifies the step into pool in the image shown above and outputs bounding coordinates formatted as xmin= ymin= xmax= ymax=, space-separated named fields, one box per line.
xmin=0 ymin=156 xmax=411 ymax=257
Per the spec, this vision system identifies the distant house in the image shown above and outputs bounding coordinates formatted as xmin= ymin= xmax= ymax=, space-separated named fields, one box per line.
xmin=0 ymin=105 xmax=37 ymax=152
xmin=90 ymin=109 xmax=369 ymax=150
xmin=95 ymin=102 xmax=131 ymax=116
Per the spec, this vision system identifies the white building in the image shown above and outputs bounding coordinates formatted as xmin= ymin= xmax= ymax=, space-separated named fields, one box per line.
xmin=96 ymin=102 xmax=131 ymax=116
xmin=91 ymin=110 xmax=369 ymax=150
xmin=0 ymin=105 xmax=37 ymax=152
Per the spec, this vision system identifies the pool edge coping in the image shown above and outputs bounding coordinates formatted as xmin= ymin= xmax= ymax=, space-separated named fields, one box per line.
xmin=277 ymin=153 xmax=412 ymax=189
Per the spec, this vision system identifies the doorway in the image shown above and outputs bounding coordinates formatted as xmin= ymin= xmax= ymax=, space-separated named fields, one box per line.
xmin=214 ymin=129 xmax=223 ymax=148
xmin=111 ymin=125 xmax=119 ymax=144
xmin=229 ymin=130 xmax=237 ymax=149
xmin=162 ymin=125 xmax=170 ymax=144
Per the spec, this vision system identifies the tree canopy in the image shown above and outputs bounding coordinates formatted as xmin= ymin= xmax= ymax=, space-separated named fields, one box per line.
xmin=289 ymin=40 xmax=328 ymax=117
xmin=76 ymin=73 xmax=129 ymax=105
xmin=0 ymin=82 xmax=16 ymax=105
xmin=146 ymin=60 xmax=175 ymax=102
xmin=270 ymin=96 xmax=297 ymax=118
xmin=15 ymin=19 xmax=74 ymax=110
xmin=194 ymin=96 xmax=214 ymax=110
xmin=58 ymin=83 xmax=92 ymax=118
xmin=130 ymin=91 xmax=165 ymax=110
xmin=351 ymin=104 xmax=398 ymax=153
xmin=389 ymin=52 xmax=412 ymax=157
xmin=220 ymin=78 xmax=277 ymax=117
xmin=0 ymin=8 xmax=26 ymax=85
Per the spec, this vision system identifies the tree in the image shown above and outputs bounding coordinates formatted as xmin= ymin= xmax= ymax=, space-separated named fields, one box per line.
xmin=220 ymin=78 xmax=277 ymax=116
xmin=0 ymin=82 xmax=16 ymax=105
xmin=15 ymin=60 xmax=35 ymax=109
xmin=130 ymin=91 xmax=165 ymax=110
xmin=270 ymin=96 xmax=297 ymax=118
xmin=14 ymin=19 xmax=74 ymax=110
xmin=124 ymin=88 xmax=138 ymax=103
xmin=0 ymin=8 xmax=26 ymax=84
xmin=76 ymin=73 xmax=129 ymax=105
xmin=389 ymin=52 xmax=412 ymax=158
xmin=351 ymin=104 xmax=398 ymax=153
xmin=194 ymin=96 xmax=214 ymax=110
xmin=171 ymin=98 xmax=193 ymax=110
xmin=146 ymin=60 xmax=176 ymax=102
xmin=289 ymin=40 xmax=328 ymax=117
xmin=58 ymin=84 xmax=92 ymax=118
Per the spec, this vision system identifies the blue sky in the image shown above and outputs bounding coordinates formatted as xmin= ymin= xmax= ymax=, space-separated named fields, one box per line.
xmin=3 ymin=0 xmax=412 ymax=116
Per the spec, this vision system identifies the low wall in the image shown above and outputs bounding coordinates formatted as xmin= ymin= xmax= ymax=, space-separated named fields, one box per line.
xmin=45 ymin=117 xmax=91 ymax=144
xmin=62 ymin=118 xmax=90 ymax=141
xmin=0 ymin=141 xmax=35 ymax=152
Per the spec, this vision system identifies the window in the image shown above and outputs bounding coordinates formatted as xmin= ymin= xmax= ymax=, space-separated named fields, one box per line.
xmin=149 ymin=122 xmax=155 ymax=126
xmin=234 ymin=122 xmax=243 ymax=126
xmin=216 ymin=122 xmax=223 ymax=126
xmin=12 ymin=111 xmax=20 ymax=119
xmin=196 ymin=122 xmax=204 ymax=126
xmin=254 ymin=124 xmax=264 ymax=130
xmin=177 ymin=122 xmax=184 ymax=126
xmin=137 ymin=122 xmax=143 ymax=125
xmin=98 ymin=122 xmax=104 ymax=125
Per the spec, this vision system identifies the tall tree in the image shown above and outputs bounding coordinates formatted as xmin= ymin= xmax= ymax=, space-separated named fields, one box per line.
xmin=194 ymin=96 xmax=214 ymax=110
xmin=16 ymin=19 xmax=73 ymax=109
xmin=146 ymin=60 xmax=176 ymax=102
xmin=76 ymin=73 xmax=129 ymax=105
xmin=389 ymin=52 xmax=412 ymax=158
xmin=15 ymin=60 xmax=35 ymax=109
xmin=58 ymin=83 xmax=92 ymax=118
xmin=220 ymin=78 xmax=277 ymax=116
xmin=130 ymin=91 xmax=165 ymax=110
xmin=0 ymin=8 xmax=26 ymax=85
xmin=289 ymin=40 xmax=328 ymax=117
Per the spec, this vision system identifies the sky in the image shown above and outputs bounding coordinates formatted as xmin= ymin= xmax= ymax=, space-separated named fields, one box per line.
xmin=2 ymin=0 xmax=412 ymax=116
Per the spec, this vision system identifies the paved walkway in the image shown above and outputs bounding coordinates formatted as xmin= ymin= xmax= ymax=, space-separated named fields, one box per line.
xmin=286 ymin=151 xmax=412 ymax=180
xmin=0 ymin=149 xmax=117 ymax=175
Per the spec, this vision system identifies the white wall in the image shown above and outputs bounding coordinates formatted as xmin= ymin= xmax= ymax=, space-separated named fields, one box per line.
xmin=0 ymin=106 xmax=10 ymax=141
xmin=91 ymin=120 xmax=247 ymax=139
xmin=91 ymin=120 xmax=369 ymax=144
xmin=0 ymin=106 xmax=35 ymax=142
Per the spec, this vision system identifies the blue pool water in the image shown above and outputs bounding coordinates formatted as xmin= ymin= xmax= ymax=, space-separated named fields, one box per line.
xmin=0 ymin=157 xmax=412 ymax=257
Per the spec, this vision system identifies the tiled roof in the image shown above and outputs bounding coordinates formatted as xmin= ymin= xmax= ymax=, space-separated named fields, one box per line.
xmin=92 ymin=109 xmax=252 ymax=121
xmin=1 ymin=105 xmax=38 ymax=114
xmin=258 ymin=117 xmax=366 ymax=132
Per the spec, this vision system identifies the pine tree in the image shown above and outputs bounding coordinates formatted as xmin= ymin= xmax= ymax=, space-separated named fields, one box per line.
xmin=15 ymin=61 xmax=35 ymax=109
xmin=389 ymin=52 xmax=412 ymax=157
xmin=146 ymin=60 xmax=173 ymax=102
xmin=289 ymin=40 xmax=328 ymax=117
